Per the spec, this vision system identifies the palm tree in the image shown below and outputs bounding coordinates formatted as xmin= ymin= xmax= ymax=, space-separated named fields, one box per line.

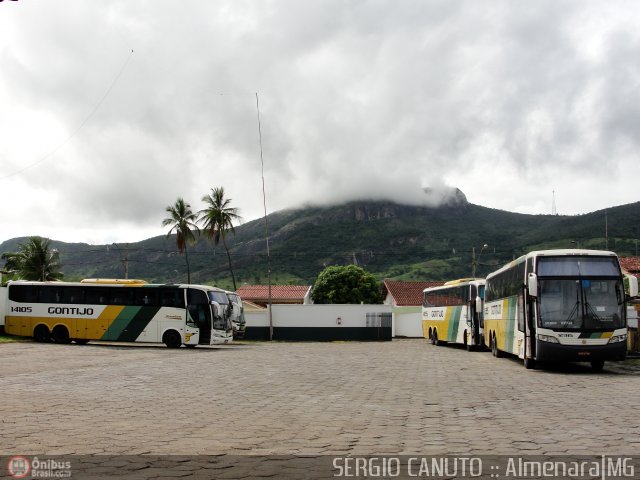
xmin=1 ymin=237 xmax=64 ymax=281
xmin=162 ymin=197 xmax=199 ymax=283
xmin=199 ymin=187 xmax=242 ymax=290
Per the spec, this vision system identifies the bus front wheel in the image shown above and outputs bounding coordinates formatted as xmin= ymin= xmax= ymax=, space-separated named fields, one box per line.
xmin=590 ymin=360 xmax=605 ymax=372
xmin=163 ymin=330 xmax=182 ymax=348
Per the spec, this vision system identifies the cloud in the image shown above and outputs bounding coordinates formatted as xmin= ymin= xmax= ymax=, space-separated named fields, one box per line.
xmin=1 ymin=1 xmax=640 ymax=243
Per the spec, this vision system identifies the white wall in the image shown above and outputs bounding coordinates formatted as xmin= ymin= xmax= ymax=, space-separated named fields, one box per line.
xmin=0 ymin=287 xmax=6 ymax=327
xmin=392 ymin=306 xmax=424 ymax=338
xmin=246 ymin=304 xmax=393 ymax=328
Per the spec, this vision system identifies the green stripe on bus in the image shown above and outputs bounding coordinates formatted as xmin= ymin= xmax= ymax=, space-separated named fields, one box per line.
xmin=102 ymin=306 xmax=142 ymax=341
xmin=448 ymin=306 xmax=462 ymax=341
xmin=117 ymin=306 xmax=161 ymax=342
xmin=101 ymin=306 xmax=161 ymax=342
xmin=504 ymin=296 xmax=517 ymax=353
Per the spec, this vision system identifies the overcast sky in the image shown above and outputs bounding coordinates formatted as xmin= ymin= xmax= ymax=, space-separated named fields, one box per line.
xmin=1 ymin=1 xmax=639 ymax=245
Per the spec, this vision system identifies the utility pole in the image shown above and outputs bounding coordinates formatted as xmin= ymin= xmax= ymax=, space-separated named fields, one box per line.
xmin=605 ymin=210 xmax=608 ymax=250
xmin=112 ymin=243 xmax=129 ymax=279
xmin=471 ymin=244 xmax=488 ymax=277
xmin=256 ymin=92 xmax=273 ymax=341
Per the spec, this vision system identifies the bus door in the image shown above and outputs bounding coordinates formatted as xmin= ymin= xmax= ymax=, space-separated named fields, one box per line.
xmin=187 ymin=289 xmax=212 ymax=345
xmin=468 ymin=285 xmax=479 ymax=345
xmin=525 ymin=258 xmax=536 ymax=360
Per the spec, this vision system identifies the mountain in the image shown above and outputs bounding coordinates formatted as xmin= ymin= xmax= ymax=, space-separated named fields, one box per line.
xmin=2 ymin=196 xmax=640 ymax=289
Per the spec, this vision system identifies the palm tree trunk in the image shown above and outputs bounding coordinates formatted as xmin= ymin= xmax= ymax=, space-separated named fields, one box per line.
xmin=185 ymin=245 xmax=191 ymax=284
xmin=222 ymin=234 xmax=236 ymax=290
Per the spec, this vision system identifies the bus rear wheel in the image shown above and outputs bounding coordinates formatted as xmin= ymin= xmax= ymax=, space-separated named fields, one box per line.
xmin=491 ymin=335 xmax=502 ymax=358
xmin=52 ymin=326 xmax=71 ymax=344
xmin=34 ymin=325 xmax=51 ymax=343
xmin=163 ymin=330 xmax=182 ymax=348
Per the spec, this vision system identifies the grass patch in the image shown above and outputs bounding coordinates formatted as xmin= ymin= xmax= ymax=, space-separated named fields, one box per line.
xmin=0 ymin=334 xmax=29 ymax=343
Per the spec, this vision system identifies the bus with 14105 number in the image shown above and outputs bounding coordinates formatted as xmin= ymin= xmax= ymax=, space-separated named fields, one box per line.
xmin=3 ymin=280 xmax=234 ymax=347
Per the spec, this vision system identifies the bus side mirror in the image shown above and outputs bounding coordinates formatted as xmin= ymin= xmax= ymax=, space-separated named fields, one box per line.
xmin=475 ymin=296 xmax=482 ymax=313
xmin=627 ymin=275 xmax=639 ymax=298
xmin=528 ymin=273 xmax=538 ymax=298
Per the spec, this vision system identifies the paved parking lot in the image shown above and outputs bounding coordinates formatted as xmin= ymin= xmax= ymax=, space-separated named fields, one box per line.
xmin=2 ymin=339 xmax=640 ymax=479
xmin=2 ymin=338 xmax=640 ymax=459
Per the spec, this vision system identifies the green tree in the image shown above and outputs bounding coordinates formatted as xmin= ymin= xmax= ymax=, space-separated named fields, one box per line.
xmin=199 ymin=186 xmax=242 ymax=290
xmin=1 ymin=237 xmax=64 ymax=281
xmin=162 ymin=197 xmax=199 ymax=283
xmin=311 ymin=265 xmax=382 ymax=304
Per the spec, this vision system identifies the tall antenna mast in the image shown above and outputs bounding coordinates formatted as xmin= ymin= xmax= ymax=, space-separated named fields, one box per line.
xmin=605 ymin=210 xmax=608 ymax=250
xmin=256 ymin=92 xmax=273 ymax=341
xmin=552 ymin=190 xmax=557 ymax=216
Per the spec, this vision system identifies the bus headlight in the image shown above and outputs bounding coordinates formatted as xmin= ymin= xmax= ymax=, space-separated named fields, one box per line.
xmin=608 ymin=334 xmax=627 ymax=344
xmin=537 ymin=334 xmax=559 ymax=343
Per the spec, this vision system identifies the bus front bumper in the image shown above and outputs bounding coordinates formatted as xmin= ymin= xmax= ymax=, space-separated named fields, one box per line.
xmin=536 ymin=340 xmax=627 ymax=363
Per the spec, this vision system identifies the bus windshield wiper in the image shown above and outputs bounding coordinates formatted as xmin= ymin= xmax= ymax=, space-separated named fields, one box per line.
xmin=584 ymin=301 xmax=602 ymax=322
xmin=582 ymin=285 xmax=602 ymax=324
xmin=561 ymin=300 xmax=580 ymax=328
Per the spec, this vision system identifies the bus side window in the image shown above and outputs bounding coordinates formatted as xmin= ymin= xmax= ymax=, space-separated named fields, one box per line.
xmin=85 ymin=287 xmax=110 ymax=305
xmin=134 ymin=289 xmax=158 ymax=306
xmin=9 ymin=285 xmax=38 ymax=303
xmin=160 ymin=288 xmax=184 ymax=308
xmin=187 ymin=289 xmax=208 ymax=305
xmin=40 ymin=286 xmax=62 ymax=303
xmin=61 ymin=287 xmax=84 ymax=304
xmin=110 ymin=287 xmax=134 ymax=306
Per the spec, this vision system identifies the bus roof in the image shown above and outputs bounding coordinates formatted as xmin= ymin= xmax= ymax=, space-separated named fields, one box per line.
xmin=7 ymin=280 xmax=226 ymax=291
xmin=485 ymin=249 xmax=619 ymax=280
xmin=423 ymin=278 xmax=485 ymax=293
xmin=81 ymin=278 xmax=148 ymax=285
xmin=443 ymin=278 xmax=483 ymax=286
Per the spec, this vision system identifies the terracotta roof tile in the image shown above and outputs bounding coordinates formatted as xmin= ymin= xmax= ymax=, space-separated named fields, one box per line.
xmin=383 ymin=280 xmax=445 ymax=306
xmin=620 ymin=257 xmax=640 ymax=277
xmin=236 ymin=285 xmax=311 ymax=303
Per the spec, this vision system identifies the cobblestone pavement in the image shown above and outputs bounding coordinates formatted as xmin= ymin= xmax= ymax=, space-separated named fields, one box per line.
xmin=1 ymin=339 xmax=639 ymax=459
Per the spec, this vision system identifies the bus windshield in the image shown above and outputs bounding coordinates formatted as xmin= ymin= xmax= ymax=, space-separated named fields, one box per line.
xmin=537 ymin=256 xmax=620 ymax=277
xmin=538 ymin=278 xmax=625 ymax=330
xmin=208 ymin=291 xmax=229 ymax=304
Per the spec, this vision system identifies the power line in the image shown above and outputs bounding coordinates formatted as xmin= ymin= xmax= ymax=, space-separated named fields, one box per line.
xmin=0 ymin=49 xmax=134 ymax=181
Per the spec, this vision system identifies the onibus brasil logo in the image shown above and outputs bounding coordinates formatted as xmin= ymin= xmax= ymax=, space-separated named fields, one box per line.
xmin=7 ymin=456 xmax=72 ymax=478
xmin=7 ymin=456 xmax=30 ymax=479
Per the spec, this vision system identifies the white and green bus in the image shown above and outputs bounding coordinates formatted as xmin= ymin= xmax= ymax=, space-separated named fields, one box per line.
xmin=484 ymin=249 xmax=638 ymax=370
xmin=422 ymin=278 xmax=485 ymax=350
xmin=3 ymin=280 xmax=233 ymax=347
xmin=226 ymin=291 xmax=246 ymax=339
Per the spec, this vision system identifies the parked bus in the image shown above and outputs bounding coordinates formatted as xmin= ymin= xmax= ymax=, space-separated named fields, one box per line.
xmin=0 ymin=285 xmax=6 ymax=334
xmin=226 ymin=291 xmax=246 ymax=339
xmin=422 ymin=278 xmax=485 ymax=350
xmin=484 ymin=249 xmax=638 ymax=370
xmin=3 ymin=280 xmax=233 ymax=347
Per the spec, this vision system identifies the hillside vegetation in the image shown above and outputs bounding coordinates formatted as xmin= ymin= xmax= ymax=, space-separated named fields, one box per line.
xmin=2 ymin=199 xmax=639 ymax=288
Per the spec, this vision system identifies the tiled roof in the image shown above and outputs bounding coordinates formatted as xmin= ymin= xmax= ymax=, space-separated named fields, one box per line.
xmin=236 ymin=285 xmax=311 ymax=303
xmin=383 ymin=280 xmax=445 ymax=306
xmin=620 ymin=257 xmax=640 ymax=277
